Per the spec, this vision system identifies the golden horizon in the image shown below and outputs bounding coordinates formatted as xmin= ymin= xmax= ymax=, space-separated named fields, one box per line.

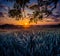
xmin=0 ymin=17 xmax=60 ymax=25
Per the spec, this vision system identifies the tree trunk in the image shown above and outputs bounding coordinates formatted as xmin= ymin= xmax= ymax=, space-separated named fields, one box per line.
xmin=23 ymin=7 xmax=26 ymax=17
xmin=22 ymin=0 xmax=26 ymax=18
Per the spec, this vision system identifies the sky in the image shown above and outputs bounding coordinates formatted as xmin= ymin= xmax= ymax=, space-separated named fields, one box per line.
xmin=0 ymin=0 xmax=60 ymax=25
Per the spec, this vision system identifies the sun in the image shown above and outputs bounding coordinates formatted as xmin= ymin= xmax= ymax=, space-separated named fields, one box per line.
xmin=19 ymin=18 xmax=31 ymax=28
xmin=25 ymin=23 xmax=28 ymax=25
xmin=22 ymin=22 xmax=30 ymax=28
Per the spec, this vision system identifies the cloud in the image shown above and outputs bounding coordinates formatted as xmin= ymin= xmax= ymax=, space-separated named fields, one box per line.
xmin=0 ymin=4 xmax=9 ymax=11
xmin=0 ymin=4 xmax=9 ymax=18
xmin=0 ymin=12 xmax=4 ymax=17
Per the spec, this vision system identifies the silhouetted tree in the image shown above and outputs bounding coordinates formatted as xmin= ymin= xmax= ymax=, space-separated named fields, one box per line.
xmin=37 ymin=0 xmax=59 ymax=17
xmin=6 ymin=0 xmax=59 ymax=22
xmin=7 ymin=0 xmax=30 ymax=20
xmin=29 ymin=0 xmax=59 ymax=22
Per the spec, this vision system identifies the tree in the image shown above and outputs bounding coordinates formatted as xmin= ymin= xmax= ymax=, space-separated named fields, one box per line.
xmin=29 ymin=0 xmax=59 ymax=23
xmin=37 ymin=0 xmax=59 ymax=17
xmin=6 ymin=0 xmax=59 ymax=23
xmin=7 ymin=0 xmax=30 ymax=20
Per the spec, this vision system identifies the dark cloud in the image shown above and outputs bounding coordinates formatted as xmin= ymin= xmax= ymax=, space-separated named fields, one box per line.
xmin=0 ymin=4 xmax=9 ymax=11
xmin=0 ymin=12 xmax=4 ymax=17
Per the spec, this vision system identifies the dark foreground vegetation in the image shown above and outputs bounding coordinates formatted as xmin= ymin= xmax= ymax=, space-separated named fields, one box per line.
xmin=0 ymin=29 xmax=60 ymax=56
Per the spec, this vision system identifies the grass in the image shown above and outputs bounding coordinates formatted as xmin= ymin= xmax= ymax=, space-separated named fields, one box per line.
xmin=0 ymin=28 xmax=60 ymax=56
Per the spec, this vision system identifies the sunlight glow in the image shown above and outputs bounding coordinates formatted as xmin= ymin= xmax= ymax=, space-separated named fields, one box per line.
xmin=25 ymin=23 xmax=28 ymax=25
xmin=22 ymin=22 xmax=30 ymax=28
xmin=0 ymin=17 xmax=60 ymax=26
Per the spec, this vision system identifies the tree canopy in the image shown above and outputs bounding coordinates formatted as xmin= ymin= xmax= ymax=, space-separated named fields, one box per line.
xmin=6 ymin=0 xmax=59 ymax=23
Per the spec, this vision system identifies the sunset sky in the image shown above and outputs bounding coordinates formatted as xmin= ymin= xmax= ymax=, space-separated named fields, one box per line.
xmin=0 ymin=0 xmax=60 ymax=25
